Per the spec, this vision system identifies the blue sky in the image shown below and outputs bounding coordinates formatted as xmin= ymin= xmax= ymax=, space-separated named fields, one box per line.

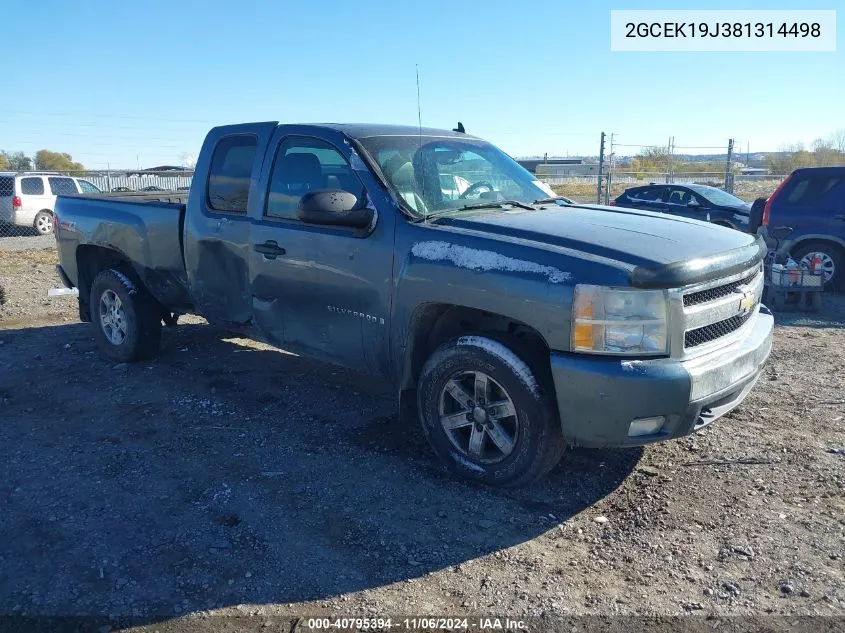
xmin=2 ymin=0 xmax=842 ymax=168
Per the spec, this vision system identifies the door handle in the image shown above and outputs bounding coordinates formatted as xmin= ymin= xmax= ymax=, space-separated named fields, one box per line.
xmin=254 ymin=241 xmax=286 ymax=259
xmin=834 ymin=214 xmax=845 ymax=221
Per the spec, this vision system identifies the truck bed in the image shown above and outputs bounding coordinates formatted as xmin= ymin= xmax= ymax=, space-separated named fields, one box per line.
xmin=55 ymin=193 xmax=193 ymax=312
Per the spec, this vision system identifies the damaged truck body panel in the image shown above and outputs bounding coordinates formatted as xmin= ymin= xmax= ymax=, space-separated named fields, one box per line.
xmin=54 ymin=121 xmax=774 ymax=487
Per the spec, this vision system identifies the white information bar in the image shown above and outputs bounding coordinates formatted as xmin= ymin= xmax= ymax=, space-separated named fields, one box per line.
xmin=611 ymin=10 xmax=836 ymax=51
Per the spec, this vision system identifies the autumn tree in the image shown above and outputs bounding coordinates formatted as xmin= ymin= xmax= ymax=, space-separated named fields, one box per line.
xmin=35 ymin=150 xmax=85 ymax=172
xmin=629 ymin=147 xmax=669 ymax=178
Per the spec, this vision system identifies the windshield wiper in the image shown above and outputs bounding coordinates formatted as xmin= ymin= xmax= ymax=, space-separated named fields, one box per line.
xmin=533 ymin=196 xmax=573 ymax=205
xmin=411 ymin=200 xmax=536 ymax=223
xmin=459 ymin=199 xmax=536 ymax=211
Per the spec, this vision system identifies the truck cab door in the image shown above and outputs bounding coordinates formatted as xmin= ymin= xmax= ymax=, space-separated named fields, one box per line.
xmin=184 ymin=122 xmax=277 ymax=324
xmin=247 ymin=128 xmax=396 ymax=374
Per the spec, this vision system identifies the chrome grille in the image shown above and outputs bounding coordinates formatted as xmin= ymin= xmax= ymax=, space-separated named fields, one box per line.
xmin=685 ymin=312 xmax=754 ymax=348
xmin=670 ymin=263 xmax=764 ymax=357
xmin=683 ymin=271 xmax=759 ymax=307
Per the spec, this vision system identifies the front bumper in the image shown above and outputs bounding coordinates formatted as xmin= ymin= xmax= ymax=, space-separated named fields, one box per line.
xmin=550 ymin=310 xmax=774 ymax=447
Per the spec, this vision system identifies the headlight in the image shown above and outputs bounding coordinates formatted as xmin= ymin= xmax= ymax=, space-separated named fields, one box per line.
xmin=572 ymin=285 xmax=668 ymax=355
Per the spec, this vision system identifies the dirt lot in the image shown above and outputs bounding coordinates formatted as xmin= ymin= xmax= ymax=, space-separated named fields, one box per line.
xmin=1 ymin=248 xmax=843 ymax=631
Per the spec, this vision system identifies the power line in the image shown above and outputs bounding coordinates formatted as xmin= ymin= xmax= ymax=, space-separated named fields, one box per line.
xmin=2 ymin=131 xmax=200 ymax=143
xmin=5 ymin=141 xmax=190 ymax=149
xmin=0 ymin=108 xmax=220 ymax=124
xmin=672 ymin=145 xmax=730 ymax=150
xmin=0 ymin=119 xmax=208 ymax=133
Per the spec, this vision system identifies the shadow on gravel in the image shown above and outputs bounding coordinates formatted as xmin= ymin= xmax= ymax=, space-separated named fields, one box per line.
xmin=0 ymin=225 xmax=40 ymax=238
xmin=0 ymin=322 xmax=639 ymax=626
xmin=769 ymin=293 xmax=845 ymax=329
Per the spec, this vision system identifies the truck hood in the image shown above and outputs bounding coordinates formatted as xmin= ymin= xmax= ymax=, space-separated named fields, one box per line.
xmin=434 ymin=203 xmax=766 ymax=287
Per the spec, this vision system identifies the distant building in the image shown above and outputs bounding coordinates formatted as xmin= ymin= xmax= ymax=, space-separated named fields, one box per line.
xmin=536 ymin=162 xmax=599 ymax=177
xmin=517 ymin=158 xmax=583 ymax=174
xmin=125 ymin=165 xmax=191 ymax=177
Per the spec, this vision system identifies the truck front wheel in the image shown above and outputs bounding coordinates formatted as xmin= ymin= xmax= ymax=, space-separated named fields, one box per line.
xmin=90 ymin=268 xmax=162 ymax=362
xmin=417 ymin=335 xmax=564 ymax=488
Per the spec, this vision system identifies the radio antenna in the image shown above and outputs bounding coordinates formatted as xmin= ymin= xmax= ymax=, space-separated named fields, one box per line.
xmin=416 ymin=64 xmax=427 ymax=222
xmin=415 ymin=64 xmax=423 ymax=134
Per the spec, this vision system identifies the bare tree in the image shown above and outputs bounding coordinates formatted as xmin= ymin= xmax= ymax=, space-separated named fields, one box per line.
xmin=829 ymin=129 xmax=845 ymax=154
xmin=811 ymin=138 xmax=837 ymax=166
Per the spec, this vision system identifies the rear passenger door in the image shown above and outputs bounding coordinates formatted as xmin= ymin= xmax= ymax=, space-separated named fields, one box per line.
xmin=627 ymin=186 xmax=668 ymax=214
xmin=184 ymin=122 xmax=278 ymax=325
xmin=780 ymin=171 xmax=845 ymax=236
xmin=19 ymin=176 xmax=52 ymax=220
xmin=248 ymin=131 xmax=395 ymax=373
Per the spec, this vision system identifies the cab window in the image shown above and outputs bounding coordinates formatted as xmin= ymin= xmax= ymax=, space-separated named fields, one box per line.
xmin=265 ymin=137 xmax=365 ymax=221
xmin=207 ymin=135 xmax=257 ymax=214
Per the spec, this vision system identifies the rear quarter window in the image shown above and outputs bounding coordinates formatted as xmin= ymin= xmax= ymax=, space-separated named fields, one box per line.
xmin=630 ymin=187 xmax=663 ymax=201
xmin=21 ymin=177 xmax=45 ymax=195
xmin=786 ymin=174 xmax=844 ymax=206
xmin=207 ymin=135 xmax=257 ymax=213
xmin=48 ymin=177 xmax=79 ymax=195
xmin=0 ymin=176 xmax=13 ymax=197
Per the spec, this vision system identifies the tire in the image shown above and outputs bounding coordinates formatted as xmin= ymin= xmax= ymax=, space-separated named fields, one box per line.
xmin=90 ymin=268 xmax=162 ymax=362
xmin=417 ymin=335 xmax=565 ymax=488
xmin=791 ymin=241 xmax=844 ymax=291
xmin=33 ymin=210 xmax=53 ymax=235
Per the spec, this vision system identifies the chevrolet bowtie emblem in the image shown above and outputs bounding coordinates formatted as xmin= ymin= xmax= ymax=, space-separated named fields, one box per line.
xmin=737 ymin=287 xmax=756 ymax=315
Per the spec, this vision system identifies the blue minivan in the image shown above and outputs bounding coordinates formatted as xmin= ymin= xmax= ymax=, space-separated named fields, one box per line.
xmin=758 ymin=166 xmax=845 ymax=290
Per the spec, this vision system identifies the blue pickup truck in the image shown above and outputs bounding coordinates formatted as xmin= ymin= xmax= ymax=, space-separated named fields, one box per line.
xmin=53 ymin=122 xmax=774 ymax=487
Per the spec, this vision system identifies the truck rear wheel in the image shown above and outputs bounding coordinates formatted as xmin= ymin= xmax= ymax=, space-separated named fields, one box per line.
xmin=90 ymin=268 xmax=162 ymax=362
xmin=417 ymin=335 xmax=564 ymax=488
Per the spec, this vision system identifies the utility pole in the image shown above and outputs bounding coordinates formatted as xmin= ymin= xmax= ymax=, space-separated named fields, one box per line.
xmin=667 ymin=136 xmax=674 ymax=184
xmin=605 ymin=133 xmax=615 ymax=204
xmin=596 ymin=132 xmax=606 ymax=204
xmin=725 ymin=138 xmax=735 ymax=193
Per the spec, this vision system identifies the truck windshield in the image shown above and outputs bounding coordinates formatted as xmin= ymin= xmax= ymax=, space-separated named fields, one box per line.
xmin=357 ymin=135 xmax=558 ymax=218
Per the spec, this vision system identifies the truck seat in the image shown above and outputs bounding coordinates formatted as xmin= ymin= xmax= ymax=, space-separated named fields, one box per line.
xmin=276 ymin=152 xmax=325 ymax=194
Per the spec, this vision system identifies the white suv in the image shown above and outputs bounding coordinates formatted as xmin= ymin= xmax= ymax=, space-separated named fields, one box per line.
xmin=0 ymin=173 xmax=102 ymax=234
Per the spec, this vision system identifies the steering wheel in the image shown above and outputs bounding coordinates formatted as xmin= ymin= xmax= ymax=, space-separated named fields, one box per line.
xmin=459 ymin=180 xmax=494 ymax=199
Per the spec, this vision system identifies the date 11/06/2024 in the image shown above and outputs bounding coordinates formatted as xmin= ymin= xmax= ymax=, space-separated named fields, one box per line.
xmin=304 ymin=617 xmax=526 ymax=630
xmin=625 ymin=22 xmax=821 ymax=39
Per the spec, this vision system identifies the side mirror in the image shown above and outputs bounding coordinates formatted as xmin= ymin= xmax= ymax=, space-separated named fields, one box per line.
xmin=296 ymin=190 xmax=375 ymax=229
xmin=687 ymin=199 xmax=702 ymax=209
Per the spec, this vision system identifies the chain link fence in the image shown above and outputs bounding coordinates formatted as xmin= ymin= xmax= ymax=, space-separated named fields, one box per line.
xmin=1 ymin=164 xmax=787 ymax=247
xmin=0 ymin=169 xmax=195 ymax=248
xmin=535 ymin=171 xmax=789 ymax=205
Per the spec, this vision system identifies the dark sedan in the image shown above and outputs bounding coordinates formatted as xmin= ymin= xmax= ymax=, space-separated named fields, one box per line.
xmin=613 ymin=183 xmax=751 ymax=232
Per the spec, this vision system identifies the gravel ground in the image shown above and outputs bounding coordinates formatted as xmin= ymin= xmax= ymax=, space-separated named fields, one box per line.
xmin=0 ymin=248 xmax=843 ymax=631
